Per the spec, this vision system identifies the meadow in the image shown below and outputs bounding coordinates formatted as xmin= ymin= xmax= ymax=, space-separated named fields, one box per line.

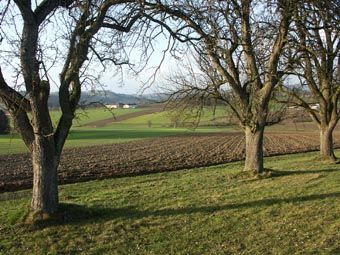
xmin=0 ymin=151 xmax=339 ymax=254
xmin=2 ymin=1 xmax=338 ymax=254
xmin=0 ymin=104 xmax=334 ymax=155
xmin=1 ymin=106 xmax=339 ymax=254
xmin=0 ymin=106 xmax=230 ymax=154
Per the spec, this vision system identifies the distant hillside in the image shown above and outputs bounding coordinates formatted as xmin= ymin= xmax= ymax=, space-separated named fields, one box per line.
xmin=0 ymin=91 xmax=168 ymax=109
xmin=48 ymin=91 xmax=167 ymax=108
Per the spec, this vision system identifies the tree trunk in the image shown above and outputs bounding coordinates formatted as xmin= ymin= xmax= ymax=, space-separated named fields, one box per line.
xmin=244 ymin=125 xmax=265 ymax=174
xmin=30 ymin=135 xmax=59 ymax=219
xmin=320 ymin=125 xmax=336 ymax=161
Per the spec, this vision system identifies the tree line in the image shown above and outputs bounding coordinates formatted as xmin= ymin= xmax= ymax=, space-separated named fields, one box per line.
xmin=0 ymin=0 xmax=338 ymax=221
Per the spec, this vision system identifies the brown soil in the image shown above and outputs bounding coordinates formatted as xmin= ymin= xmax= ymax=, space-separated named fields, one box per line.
xmin=1 ymin=132 xmax=339 ymax=193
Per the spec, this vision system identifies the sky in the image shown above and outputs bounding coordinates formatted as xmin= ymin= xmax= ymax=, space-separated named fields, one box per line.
xmin=98 ymin=45 xmax=180 ymax=95
xmin=0 ymin=36 xmax=176 ymax=96
xmin=0 ymin=1 xmax=183 ymax=96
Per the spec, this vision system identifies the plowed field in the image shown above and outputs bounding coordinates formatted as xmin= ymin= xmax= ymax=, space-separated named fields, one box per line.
xmin=1 ymin=132 xmax=339 ymax=193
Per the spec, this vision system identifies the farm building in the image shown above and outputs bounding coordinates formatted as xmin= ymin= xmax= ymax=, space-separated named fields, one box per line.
xmin=123 ymin=103 xmax=138 ymax=109
xmin=106 ymin=103 xmax=138 ymax=109
xmin=106 ymin=104 xmax=118 ymax=109
xmin=129 ymin=103 xmax=138 ymax=108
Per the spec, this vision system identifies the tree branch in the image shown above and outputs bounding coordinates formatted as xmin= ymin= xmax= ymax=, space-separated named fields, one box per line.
xmin=0 ymin=68 xmax=34 ymax=148
xmin=34 ymin=0 xmax=75 ymax=25
xmin=0 ymin=67 xmax=31 ymax=112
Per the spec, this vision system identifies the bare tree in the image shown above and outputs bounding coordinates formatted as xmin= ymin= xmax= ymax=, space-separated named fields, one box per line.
xmin=165 ymin=53 xmax=287 ymax=128
xmin=0 ymin=108 xmax=9 ymax=134
xmin=282 ymin=0 xmax=340 ymax=160
xmin=0 ymin=0 xmax=143 ymax=221
xmin=143 ymin=0 xmax=295 ymax=173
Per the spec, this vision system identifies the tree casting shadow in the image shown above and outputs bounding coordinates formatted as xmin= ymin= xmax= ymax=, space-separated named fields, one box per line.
xmin=268 ymin=168 xmax=339 ymax=177
xmin=48 ymin=191 xmax=340 ymax=227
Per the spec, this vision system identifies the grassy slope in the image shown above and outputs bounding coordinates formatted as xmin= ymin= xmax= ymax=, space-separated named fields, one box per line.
xmin=0 ymin=108 xmax=141 ymax=154
xmin=108 ymin=107 xmax=230 ymax=128
xmin=0 ymin=151 xmax=339 ymax=254
xmin=0 ymin=107 xmax=228 ymax=155
xmin=50 ymin=108 xmax=142 ymax=127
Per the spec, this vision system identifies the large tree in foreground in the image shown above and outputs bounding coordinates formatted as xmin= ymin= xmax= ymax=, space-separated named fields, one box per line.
xmin=0 ymin=0 xmax=141 ymax=220
xmin=283 ymin=0 xmax=340 ymax=160
xmin=0 ymin=109 xmax=9 ymax=134
xmin=143 ymin=0 xmax=295 ymax=173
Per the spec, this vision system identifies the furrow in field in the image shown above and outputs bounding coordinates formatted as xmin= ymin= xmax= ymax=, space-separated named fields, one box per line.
xmin=0 ymin=132 xmax=339 ymax=193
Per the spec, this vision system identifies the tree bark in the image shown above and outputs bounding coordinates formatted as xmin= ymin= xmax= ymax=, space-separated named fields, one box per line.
xmin=244 ymin=125 xmax=265 ymax=174
xmin=30 ymin=135 xmax=59 ymax=218
xmin=320 ymin=125 xmax=337 ymax=161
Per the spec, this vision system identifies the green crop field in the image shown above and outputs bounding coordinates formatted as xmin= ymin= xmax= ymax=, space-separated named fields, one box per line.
xmin=1 ymin=151 xmax=339 ymax=254
xmin=50 ymin=107 xmax=142 ymax=127
xmin=0 ymin=106 xmax=231 ymax=155
xmin=108 ymin=106 xmax=231 ymax=128
xmin=0 ymin=127 xmax=226 ymax=155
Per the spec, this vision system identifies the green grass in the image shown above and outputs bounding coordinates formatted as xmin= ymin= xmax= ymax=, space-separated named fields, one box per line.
xmin=109 ymin=106 xmax=230 ymax=128
xmin=0 ymin=107 xmax=146 ymax=154
xmin=112 ymin=111 xmax=170 ymax=126
xmin=0 ymin=133 xmax=26 ymax=154
xmin=0 ymin=106 xmax=231 ymax=154
xmin=50 ymin=107 xmax=142 ymax=127
xmin=63 ymin=127 xmax=222 ymax=149
xmin=0 ymin=127 xmax=225 ymax=154
xmin=0 ymin=151 xmax=339 ymax=254
xmin=0 ymin=106 xmax=229 ymax=154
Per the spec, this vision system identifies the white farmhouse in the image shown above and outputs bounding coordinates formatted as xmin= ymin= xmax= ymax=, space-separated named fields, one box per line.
xmin=106 ymin=104 xmax=118 ymax=109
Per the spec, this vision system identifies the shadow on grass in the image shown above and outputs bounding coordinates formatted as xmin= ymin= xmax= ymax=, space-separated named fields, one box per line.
xmin=268 ymin=168 xmax=339 ymax=177
xmin=226 ymin=168 xmax=339 ymax=185
xmin=43 ymin=191 xmax=340 ymax=227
